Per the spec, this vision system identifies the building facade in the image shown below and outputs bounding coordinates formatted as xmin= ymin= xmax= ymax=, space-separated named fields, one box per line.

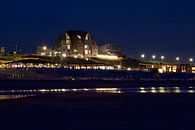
xmin=55 ymin=31 xmax=98 ymax=58
xmin=98 ymin=44 xmax=122 ymax=56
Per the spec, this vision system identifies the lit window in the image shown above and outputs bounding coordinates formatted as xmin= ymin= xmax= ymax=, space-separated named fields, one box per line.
xmin=77 ymin=35 xmax=81 ymax=39
xmin=66 ymin=40 xmax=71 ymax=44
xmin=62 ymin=53 xmax=66 ymax=58
xmin=85 ymin=50 xmax=88 ymax=55
xmin=84 ymin=45 xmax=88 ymax=49
xmin=67 ymin=45 xmax=70 ymax=50
xmin=42 ymin=46 xmax=47 ymax=51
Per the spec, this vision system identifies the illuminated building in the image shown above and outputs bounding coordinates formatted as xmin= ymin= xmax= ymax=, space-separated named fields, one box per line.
xmin=55 ymin=30 xmax=98 ymax=58
xmin=98 ymin=44 xmax=122 ymax=56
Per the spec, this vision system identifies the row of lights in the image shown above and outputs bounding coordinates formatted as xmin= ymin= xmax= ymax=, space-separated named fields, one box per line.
xmin=140 ymin=54 xmax=194 ymax=63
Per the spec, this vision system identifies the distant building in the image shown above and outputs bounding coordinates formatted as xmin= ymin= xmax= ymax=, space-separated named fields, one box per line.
xmin=98 ymin=44 xmax=122 ymax=56
xmin=37 ymin=45 xmax=53 ymax=56
xmin=0 ymin=47 xmax=5 ymax=55
xmin=55 ymin=30 xmax=98 ymax=58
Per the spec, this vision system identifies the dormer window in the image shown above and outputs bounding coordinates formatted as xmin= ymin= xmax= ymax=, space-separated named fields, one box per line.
xmin=77 ymin=35 xmax=81 ymax=39
xmin=84 ymin=45 xmax=88 ymax=49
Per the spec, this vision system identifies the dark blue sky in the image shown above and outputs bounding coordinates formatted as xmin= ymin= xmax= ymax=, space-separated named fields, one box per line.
xmin=0 ymin=0 xmax=195 ymax=62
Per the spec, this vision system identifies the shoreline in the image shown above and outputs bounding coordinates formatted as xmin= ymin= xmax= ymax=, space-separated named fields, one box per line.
xmin=0 ymin=79 xmax=194 ymax=91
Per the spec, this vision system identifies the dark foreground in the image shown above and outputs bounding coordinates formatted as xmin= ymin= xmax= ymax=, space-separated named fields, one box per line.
xmin=0 ymin=93 xmax=195 ymax=130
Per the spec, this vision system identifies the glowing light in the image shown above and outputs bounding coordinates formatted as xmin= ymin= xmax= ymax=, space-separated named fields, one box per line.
xmin=174 ymin=87 xmax=181 ymax=93
xmin=188 ymin=90 xmax=194 ymax=93
xmin=140 ymin=87 xmax=145 ymax=90
xmin=158 ymin=68 xmax=163 ymax=74
xmin=61 ymin=89 xmax=66 ymax=92
xmin=161 ymin=56 xmax=165 ymax=60
xmin=151 ymin=87 xmax=157 ymax=93
xmin=127 ymin=67 xmax=131 ymax=71
xmin=97 ymin=54 xmax=119 ymax=60
xmin=74 ymin=55 xmax=78 ymax=59
xmin=62 ymin=53 xmax=67 ymax=58
xmin=39 ymin=89 xmax=47 ymax=92
xmin=141 ymin=54 xmax=145 ymax=58
xmin=139 ymin=87 xmax=146 ymax=93
xmin=189 ymin=58 xmax=193 ymax=62
xmin=83 ymin=89 xmax=89 ymax=91
xmin=84 ymin=45 xmax=88 ymax=49
xmin=73 ymin=89 xmax=77 ymax=91
xmin=152 ymin=55 xmax=156 ymax=59
xmin=95 ymin=88 xmax=120 ymax=93
xmin=176 ymin=57 xmax=180 ymax=61
xmin=77 ymin=35 xmax=81 ymax=39
xmin=159 ymin=87 xmax=166 ymax=93
xmin=43 ymin=46 xmax=47 ymax=51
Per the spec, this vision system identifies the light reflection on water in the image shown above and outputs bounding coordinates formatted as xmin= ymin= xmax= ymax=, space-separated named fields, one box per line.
xmin=0 ymin=86 xmax=195 ymax=100
xmin=0 ymin=94 xmax=35 ymax=100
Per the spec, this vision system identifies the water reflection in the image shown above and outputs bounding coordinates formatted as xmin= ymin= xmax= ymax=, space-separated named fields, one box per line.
xmin=0 ymin=86 xmax=195 ymax=100
xmin=0 ymin=94 xmax=34 ymax=100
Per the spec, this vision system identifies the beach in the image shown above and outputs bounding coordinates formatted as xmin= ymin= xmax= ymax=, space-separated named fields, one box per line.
xmin=0 ymin=93 xmax=195 ymax=130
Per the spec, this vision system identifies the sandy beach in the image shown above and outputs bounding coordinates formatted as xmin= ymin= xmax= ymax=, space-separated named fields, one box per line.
xmin=0 ymin=93 xmax=195 ymax=130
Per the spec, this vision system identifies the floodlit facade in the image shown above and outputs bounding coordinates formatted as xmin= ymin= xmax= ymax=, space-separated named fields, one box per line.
xmin=55 ymin=31 xmax=98 ymax=58
xmin=98 ymin=44 xmax=122 ymax=56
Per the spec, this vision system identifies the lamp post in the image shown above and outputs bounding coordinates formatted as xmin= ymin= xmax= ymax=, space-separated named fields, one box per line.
xmin=189 ymin=58 xmax=193 ymax=64
xmin=141 ymin=54 xmax=145 ymax=61
xmin=161 ymin=55 xmax=165 ymax=63
xmin=43 ymin=46 xmax=47 ymax=51
xmin=152 ymin=55 xmax=156 ymax=61
xmin=176 ymin=57 xmax=180 ymax=64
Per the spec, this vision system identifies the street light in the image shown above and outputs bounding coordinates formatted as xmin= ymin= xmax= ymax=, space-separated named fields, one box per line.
xmin=189 ymin=58 xmax=193 ymax=63
xmin=160 ymin=55 xmax=165 ymax=63
xmin=140 ymin=54 xmax=145 ymax=61
xmin=141 ymin=54 xmax=145 ymax=59
xmin=161 ymin=56 xmax=165 ymax=60
xmin=152 ymin=55 xmax=156 ymax=60
xmin=43 ymin=46 xmax=47 ymax=51
xmin=176 ymin=57 xmax=180 ymax=62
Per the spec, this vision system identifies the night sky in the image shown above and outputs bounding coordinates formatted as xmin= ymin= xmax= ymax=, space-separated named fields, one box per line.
xmin=0 ymin=0 xmax=195 ymax=62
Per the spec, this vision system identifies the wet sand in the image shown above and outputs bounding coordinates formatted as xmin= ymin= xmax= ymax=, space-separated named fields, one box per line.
xmin=0 ymin=93 xmax=195 ymax=130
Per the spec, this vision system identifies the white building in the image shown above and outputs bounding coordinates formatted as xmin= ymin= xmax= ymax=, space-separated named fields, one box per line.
xmin=98 ymin=44 xmax=122 ymax=56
